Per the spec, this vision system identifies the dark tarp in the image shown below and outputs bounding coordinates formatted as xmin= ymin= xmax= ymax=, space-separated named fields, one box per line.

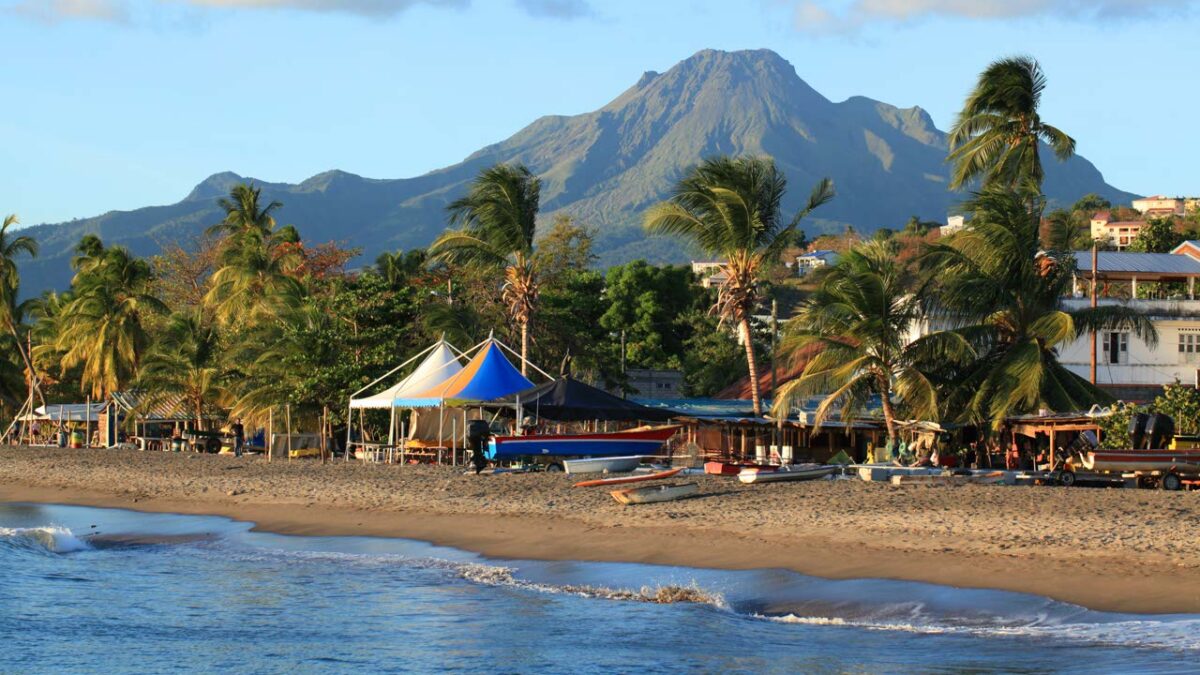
xmin=500 ymin=377 xmax=677 ymax=422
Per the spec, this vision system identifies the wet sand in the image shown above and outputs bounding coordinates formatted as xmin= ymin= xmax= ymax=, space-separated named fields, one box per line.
xmin=2 ymin=445 xmax=1198 ymax=614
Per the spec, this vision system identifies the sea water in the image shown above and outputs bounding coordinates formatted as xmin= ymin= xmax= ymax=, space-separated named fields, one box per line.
xmin=1 ymin=502 xmax=1196 ymax=674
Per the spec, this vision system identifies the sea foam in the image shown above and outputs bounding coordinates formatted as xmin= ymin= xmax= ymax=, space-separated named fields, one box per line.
xmin=0 ymin=526 xmax=91 ymax=554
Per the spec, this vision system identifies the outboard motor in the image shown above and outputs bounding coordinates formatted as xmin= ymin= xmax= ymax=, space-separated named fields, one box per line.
xmin=1129 ymin=412 xmax=1150 ymax=449
xmin=1146 ymin=413 xmax=1175 ymax=450
xmin=467 ymin=419 xmax=491 ymax=475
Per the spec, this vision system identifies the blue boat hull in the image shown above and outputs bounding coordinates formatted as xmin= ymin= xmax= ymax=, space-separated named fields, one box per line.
xmin=486 ymin=429 xmax=676 ymax=460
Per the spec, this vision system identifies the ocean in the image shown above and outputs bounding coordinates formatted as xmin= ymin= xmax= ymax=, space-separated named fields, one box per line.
xmin=1 ymin=501 xmax=1196 ymax=674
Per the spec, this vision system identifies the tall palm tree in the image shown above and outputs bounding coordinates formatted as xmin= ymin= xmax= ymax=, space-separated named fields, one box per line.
xmin=375 ymin=249 xmax=426 ymax=287
xmin=208 ymin=184 xmax=281 ymax=239
xmin=138 ymin=309 xmax=229 ymax=428
xmin=644 ymin=156 xmax=833 ymax=416
xmin=772 ymin=241 xmax=973 ymax=440
xmin=205 ymin=227 xmax=304 ymax=327
xmin=429 ymin=163 xmax=541 ymax=374
xmin=0 ymin=215 xmax=40 ymax=404
xmin=56 ymin=243 xmax=167 ymax=399
xmin=947 ymin=56 xmax=1075 ymax=191
xmin=921 ymin=187 xmax=1156 ymax=427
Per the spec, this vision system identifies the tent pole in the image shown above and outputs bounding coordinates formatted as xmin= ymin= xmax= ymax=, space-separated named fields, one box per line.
xmin=343 ymin=405 xmax=352 ymax=463
xmin=286 ymin=404 xmax=292 ymax=462
xmin=268 ymin=408 xmax=274 ymax=463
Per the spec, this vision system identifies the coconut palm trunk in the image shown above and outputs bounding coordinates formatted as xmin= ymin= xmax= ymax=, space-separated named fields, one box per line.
xmin=740 ymin=318 xmax=762 ymax=416
xmin=878 ymin=378 xmax=898 ymax=442
xmin=520 ymin=319 xmax=529 ymax=376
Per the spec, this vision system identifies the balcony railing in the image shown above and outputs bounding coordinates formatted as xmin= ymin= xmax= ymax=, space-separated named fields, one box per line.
xmin=1060 ymin=297 xmax=1200 ymax=318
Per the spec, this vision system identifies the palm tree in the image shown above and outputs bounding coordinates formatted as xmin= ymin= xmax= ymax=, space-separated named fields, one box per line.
xmin=205 ymin=227 xmax=304 ymax=327
xmin=947 ymin=56 xmax=1076 ymax=191
xmin=0 ymin=215 xmax=40 ymax=404
xmin=208 ymin=184 xmax=281 ymax=239
xmin=429 ymin=163 xmax=541 ymax=374
xmin=921 ymin=187 xmax=1156 ymax=427
xmin=772 ymin=241 xmax=973 ymax=440
xmin=375 ymin=249 xmax=427 ymax=286
xmin=138 ymin=309 xmax=229 ymax=428
xmin=644 ymin=156 xmax=833 ymax=416
xmin=56 ymin=243 xmax=167 ymax=399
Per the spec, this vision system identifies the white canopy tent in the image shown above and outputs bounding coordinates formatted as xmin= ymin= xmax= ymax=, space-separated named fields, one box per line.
xmin=345 ymin=338 xmax=466 ymax=458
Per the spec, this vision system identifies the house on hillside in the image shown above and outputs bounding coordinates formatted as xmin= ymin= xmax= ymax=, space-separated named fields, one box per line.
xmin=1172 ymin=240 xmax=1200 ymax=261
xmin=795 ymin=250 xmax=837 ymax=277
xmin=1090 ymin=211 xmax=1144 ymax=250
xmin=940 ymin=215 xmax=966 ymax=235
xmin=1132 ymin=195 xmax=1188 ymax=217
xmin=691 ymin=261 xmax=728 ymax=289
xmin=624 ymin=368 xmax=684 ymax=398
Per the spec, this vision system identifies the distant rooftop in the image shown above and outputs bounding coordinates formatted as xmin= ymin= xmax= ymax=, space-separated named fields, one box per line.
xmin=1071 ymin=250 xmax=1200 ymax=276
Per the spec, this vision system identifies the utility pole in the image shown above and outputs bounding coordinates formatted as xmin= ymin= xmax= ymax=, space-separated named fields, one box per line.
xmin=770 ymin=299 xmax=779 ymax=398
xmin=1090 ymin=240 xmax=1098 ymax=385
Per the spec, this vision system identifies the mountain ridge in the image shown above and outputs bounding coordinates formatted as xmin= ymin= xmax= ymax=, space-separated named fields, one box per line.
xmin=16 ymin=48 xmax=1134 ymax=293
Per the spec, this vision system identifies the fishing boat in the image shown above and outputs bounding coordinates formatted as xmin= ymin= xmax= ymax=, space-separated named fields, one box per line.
xmin=488 ymin=426 xmax=679 ymax=461
xmin=704 ymin=461 xmax=770 ymax=476
xmin=573 ymin=467 xmax=683 ymax=488
xmin=610 ymin=482 xmax=699 ymax=505
xmin=1077 ymin=449 xmax=1200 ymax=473
xmin=737 ymin=464 xmax=837 ymax=484
xmin=562 ymin=455 xmax=644 ymax=475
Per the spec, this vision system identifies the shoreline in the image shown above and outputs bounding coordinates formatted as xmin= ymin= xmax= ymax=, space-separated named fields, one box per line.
xmin=3 ymin=478 xmax=1198 ymax=615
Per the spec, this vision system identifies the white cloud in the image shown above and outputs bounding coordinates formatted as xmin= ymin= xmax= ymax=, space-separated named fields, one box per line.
xmin=4 ymin=0 xmax=592 ymax=22
xmin=9 ymin=0 xmax=129 ymax=23
xmin=793 ymin=0 xmax=1198 ymax=32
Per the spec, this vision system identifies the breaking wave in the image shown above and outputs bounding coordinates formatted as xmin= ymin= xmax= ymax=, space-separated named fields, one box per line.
xmin=756 ymin=606 xmax=1200 ymax=652
xmin=454 ymin=561 xmax=726 ymax=607
xmin=0 ymin=526 xmax=91 ymax=554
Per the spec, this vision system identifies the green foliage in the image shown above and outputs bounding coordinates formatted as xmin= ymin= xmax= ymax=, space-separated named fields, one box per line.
xmin=534 ymin=214 xmax=597 ymax=285
xmin=533 ymin=269 xmax=613 ymax=383
xmin=1097 ymin=401 xmax=1144 ymax=449
xmin=1127 ymin=217 xmax=1182 ymax=254
xmin=678 ymin=311 xmax=745 ymax=397
xmin=921 ymin=187 xmax=1154 ymax=427
xmin=1153 ymin=381 xmax=1200 ymax=436
xmin=599 ymin=261 xmax=700 ymax=370
xmin=948 ymin=56 xmax=1075 ymax=190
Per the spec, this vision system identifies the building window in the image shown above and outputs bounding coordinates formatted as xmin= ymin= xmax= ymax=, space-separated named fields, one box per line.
xmin=1180 ymin=333 xmax=1200 ymax=364
xmin=1102 ymin=331 xmax=1128 ymax=364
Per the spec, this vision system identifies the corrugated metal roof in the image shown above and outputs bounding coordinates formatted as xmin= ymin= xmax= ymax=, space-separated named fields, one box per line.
xmin=110 ymin=390 xmax=214 ymax=421
xmin=1072 ymin=251 xmax=1200 ymax=275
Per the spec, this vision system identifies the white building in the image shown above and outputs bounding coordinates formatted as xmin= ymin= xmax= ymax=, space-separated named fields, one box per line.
xmin=1131 ymin=195 xmax=1188 ymax=217
xmin=1058 ymin=251 xmax=1200 ymax=394
xmin=940 ymin=215 xmax=966 ymax=235
xmin=691 ymin=261 xmax=728 ymax=289
xmin=795 ymin=250 xmax=838 ymax=277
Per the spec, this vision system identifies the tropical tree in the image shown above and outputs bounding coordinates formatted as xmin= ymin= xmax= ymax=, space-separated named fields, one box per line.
xmin=948 ymin=56 xmax=1076 ymax=191
xmin=772 ymin=241 xmax=972 ymax=440
xmin=429 ymin=163 xmax=541 ymax=374
xmin=0 ymin=215 xmax=40 ymax=403
xmin=208 ymin=183 xmax=281 ymax=239
xmin=55 ymin=242 xmax=167 ymax=399
xmin=921 ymin=187 xmax=1156 ymax=427
xmin=138 ymin=309 xmax=229 ymax=428
xmin=644 ymin=156 xmax=833 ymax=415
xmin=374 ymin=249 xmax=426 ymax=287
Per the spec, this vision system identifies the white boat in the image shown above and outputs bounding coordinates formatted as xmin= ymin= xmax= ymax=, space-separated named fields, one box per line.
xmin=610 ymin=482 xmax=699 ymax=505
xmin=738 ymin=464 xmax=837 ymax=484
xmin=562 ymin=455 xmax=644 ymax=475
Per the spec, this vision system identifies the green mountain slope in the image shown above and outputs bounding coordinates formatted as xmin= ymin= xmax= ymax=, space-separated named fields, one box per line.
xmin=17 ymin=48 xmax=1134 ymax=292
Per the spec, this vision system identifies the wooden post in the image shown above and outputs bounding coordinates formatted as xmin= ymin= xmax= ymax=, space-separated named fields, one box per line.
xmin=85 ymin=395 xmax=91 ymax=448
xmin=322 ymin=406 xmax=329 ymax=464
xmin=268 ymin=408 xmax=274 ymax=463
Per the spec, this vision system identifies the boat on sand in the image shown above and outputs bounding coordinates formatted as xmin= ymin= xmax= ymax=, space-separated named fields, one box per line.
xmin=489 ymin=426 xmax=679 ymax=461
xmin=562 ymin=455 xmax=643 ymax=475
xmin=737 ymin=464 xmax=836 ymax=484
xmin=1078 ymin=449 xmax=1200 ymax=473
xmin=573 ymin=467 xmax=684 ymax=488
xmin=610 ymin=482 xmax=699 ymax=505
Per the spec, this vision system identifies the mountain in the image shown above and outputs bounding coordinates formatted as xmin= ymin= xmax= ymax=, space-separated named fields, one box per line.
xmin=17 ymin=48 xmax=1134 ymax=293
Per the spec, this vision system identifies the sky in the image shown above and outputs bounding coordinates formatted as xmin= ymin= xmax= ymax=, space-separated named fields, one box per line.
xmin=2 ymin=0 xmax=1197 ymax=226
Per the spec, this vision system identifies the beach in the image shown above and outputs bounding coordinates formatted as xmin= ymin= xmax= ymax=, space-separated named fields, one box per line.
xmin=2 ymin=445 xmax=1198 ymax=614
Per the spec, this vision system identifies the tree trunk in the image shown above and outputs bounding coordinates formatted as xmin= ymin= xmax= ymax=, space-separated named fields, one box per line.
xmin=8 ymin=319 xmax=44 ymax=407
xmin=741 ymin=319 xmax=762 ymax=417
xmin=520 ymin=320 xmax=528 ymax=376
xmin=879 ymin=384 xmax=897 ymax=442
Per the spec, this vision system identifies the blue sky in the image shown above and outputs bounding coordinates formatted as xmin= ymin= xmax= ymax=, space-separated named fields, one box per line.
xmin=2 ymin=0 xmax=1197 ymax=225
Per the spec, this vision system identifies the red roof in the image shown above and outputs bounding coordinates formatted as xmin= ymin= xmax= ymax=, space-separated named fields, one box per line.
xmin=1092 ymin=210 xmax=1110 ymax=221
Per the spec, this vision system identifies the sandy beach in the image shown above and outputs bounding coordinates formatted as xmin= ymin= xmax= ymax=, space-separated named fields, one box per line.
xmin=2 ymin=445 xmax=1198 ymax=614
